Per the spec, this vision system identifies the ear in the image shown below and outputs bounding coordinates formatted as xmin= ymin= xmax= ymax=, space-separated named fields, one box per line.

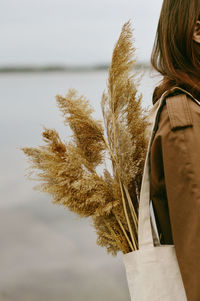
xmin=193 ymin=21 xmax=200 ymax=43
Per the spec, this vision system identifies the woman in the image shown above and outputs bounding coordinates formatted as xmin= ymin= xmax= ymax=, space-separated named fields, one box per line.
xmin=150 ymin=1 xmax=200 ymax=300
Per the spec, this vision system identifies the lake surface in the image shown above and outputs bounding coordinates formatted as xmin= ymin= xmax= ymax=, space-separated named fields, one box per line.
xmin=0 ymin=70 xmax=160 ymax=301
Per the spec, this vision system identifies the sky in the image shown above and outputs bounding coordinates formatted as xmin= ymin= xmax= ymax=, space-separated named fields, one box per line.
xmin=0 ymin=0 xmax=163 ymax=66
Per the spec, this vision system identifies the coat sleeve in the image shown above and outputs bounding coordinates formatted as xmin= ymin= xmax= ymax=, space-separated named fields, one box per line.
xmin=154 ymin=94 xmax=200 ymax=301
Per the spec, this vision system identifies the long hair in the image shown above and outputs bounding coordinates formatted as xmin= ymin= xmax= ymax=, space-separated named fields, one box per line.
xmin=151 ymin=0 xmax=200 ymax=104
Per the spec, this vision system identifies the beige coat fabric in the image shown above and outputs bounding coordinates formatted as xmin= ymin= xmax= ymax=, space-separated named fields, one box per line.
xmin=150 ymin=87 xmax=200 ymax=301
xmin=123 ymin=87 xmax=188 ymax=301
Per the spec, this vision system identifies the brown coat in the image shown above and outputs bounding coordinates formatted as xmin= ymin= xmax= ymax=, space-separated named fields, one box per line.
xmin=150 ymin=89 xmax=200 ymax=301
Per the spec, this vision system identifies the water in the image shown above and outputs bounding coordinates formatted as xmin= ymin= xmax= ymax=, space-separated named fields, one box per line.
xmin=0 ymin=70 xmax=160 ymax=301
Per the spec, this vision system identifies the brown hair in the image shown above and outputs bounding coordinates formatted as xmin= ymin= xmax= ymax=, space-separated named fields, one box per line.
xmin=151 ymin=0 xmax=200 ymax=104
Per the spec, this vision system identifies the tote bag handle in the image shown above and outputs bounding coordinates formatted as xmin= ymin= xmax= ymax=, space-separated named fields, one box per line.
xmin=138 ymin=96 xmax=162 ymax=249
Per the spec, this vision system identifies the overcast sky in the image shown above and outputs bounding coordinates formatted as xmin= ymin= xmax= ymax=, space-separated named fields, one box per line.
xmin=0 ymin=0 xmax=163 ymax=66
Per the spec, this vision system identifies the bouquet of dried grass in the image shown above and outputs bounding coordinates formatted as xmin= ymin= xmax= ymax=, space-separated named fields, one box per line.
xmin=21 ymin=19 xmax=150 ymax=256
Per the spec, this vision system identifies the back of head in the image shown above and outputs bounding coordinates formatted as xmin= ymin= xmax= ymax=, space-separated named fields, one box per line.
xmin=151 ymin=0 xmax=200 ymax=104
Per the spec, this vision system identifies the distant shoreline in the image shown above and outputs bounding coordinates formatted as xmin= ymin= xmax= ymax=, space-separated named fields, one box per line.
xmin=0 ymin=63 xmax=150 ymax=73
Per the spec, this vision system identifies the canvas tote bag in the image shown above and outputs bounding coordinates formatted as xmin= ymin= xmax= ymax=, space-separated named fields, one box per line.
xmin=122 ymin=87 xmax=190 ymax=301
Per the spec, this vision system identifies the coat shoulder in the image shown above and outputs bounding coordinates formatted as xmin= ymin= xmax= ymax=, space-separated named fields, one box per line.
xmin=165 ymin=93 xmax=195 ymax=131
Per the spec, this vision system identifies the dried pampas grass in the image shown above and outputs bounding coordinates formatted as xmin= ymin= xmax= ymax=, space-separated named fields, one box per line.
xmin=21 ymin=19 xmax=150 ymax=256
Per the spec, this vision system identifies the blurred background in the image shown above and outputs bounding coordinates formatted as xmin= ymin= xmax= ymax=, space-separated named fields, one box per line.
xmin=0 ymin=0 xmax=162 ymax=300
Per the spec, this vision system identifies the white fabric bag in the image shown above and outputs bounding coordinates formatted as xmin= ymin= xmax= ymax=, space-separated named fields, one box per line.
xmin=123 ymin=88 xmax=188 ymax=301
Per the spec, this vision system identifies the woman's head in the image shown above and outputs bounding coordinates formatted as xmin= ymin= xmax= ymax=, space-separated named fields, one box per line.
xmin=151 ymin=0 xmax=200 ymax=103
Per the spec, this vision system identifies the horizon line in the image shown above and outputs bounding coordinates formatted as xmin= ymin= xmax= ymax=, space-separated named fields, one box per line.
xmin=0 ymin=62 xmax=151 ymax=73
